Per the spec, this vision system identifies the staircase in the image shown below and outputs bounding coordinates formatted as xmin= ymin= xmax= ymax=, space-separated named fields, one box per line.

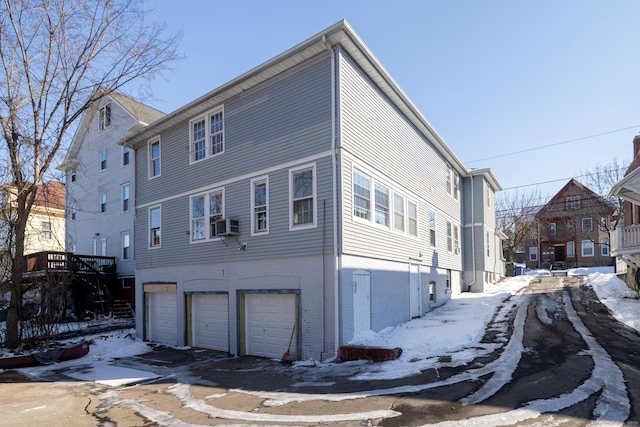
xmin=111 ymin=300 xmax=135 ymax=322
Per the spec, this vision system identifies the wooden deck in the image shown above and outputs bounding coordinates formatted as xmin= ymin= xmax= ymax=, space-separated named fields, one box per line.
xmin=23 ymin=251 xmax=116 ymax=279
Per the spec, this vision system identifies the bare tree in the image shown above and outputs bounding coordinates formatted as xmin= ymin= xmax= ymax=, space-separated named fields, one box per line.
xmin=0 ymin=0 xmax=180 ymax=348
xmin=496 ymin=189 xmax=543 ymax=263
xmin=580 ymin=157 xmax=629 ymax=224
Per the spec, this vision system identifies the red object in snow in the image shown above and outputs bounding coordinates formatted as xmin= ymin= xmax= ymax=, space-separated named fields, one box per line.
xmin=338 ymin=346 xmax=402 ymax=362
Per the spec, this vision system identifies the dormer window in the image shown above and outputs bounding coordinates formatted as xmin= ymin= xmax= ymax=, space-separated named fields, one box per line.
xmin=99 ymin=103 xmax=111 ymax=130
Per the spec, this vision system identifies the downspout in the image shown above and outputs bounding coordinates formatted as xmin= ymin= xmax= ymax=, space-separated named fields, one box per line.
xmin=321 ymin=35 xmax=340 ymax=362
xmin=468 ymin=174 xmax=476 ymax=292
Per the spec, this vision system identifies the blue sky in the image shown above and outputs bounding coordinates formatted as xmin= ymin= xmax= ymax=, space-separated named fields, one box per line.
xmin=142 ymin=1 xmax=640 ymax=204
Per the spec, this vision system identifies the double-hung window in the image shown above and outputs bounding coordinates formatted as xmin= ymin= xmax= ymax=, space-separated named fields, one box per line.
xmin=582 ymin=217 xmax=593 ymax=231
xmin=122 ymin=232 xmax=130 ymax=260
xmin=582 ymin=240 xmax=594 ymax=257
xmin=122 ymin=183 xmax=130 ymax=212
xmin=99 ymin=103 xmax=111 ymax=130
xmin=393 ymin=193 xmax=405 ymax=232
xmin=567 ymin=241 xmax=575 ymax=257
xmin=290 ymin=165 xmax=315 ymax=229
xmin=353 ymin=171 xmax=371 ymax=220
xmin=454 ymin=225 xmax=460 ymax=252
xmin=529 ymin=247 xmax=538 ymax=261
xmin=453 ymin=172 xmax=460 ymax=201
xmin=41 ymin=221 xmax=52 ymax=240
xmin=447 ymin=221 xmax=453 ymax=252
xmin=190 ymin=190 xmax=224 ymax=241
xmin=446 ymin=165 xmax=452 ymax=196
xmin=100 ymin=149 xmax=107 ymax=171
xmin=190 ymin=108 xmax=224 ymax=163
xmin=100 ymin=194 xmax=107 ymax=213
xmin=429 ymin=211 xmax=436 ymax=246
xmin=149 ymin=139 xmax=161 ymax=178
xmin=601 ymin=239 xmax=610 ymax=256
xmin=550 ymin=222 xmax=556 ymax=236
xmin=408 ymin=201 xmax=418 ymax=237
xmin=149 ymin=206 xmax=161 ymax=247
xmin=566 ymin=196 xmax=580 ymax=210
xmin=252 ymin=178 xmax=268 ymax=234
xmin=374 ymin=184 xmax=389 ymax=227
xmin=122 ymin=146 xmax=130 ymax=166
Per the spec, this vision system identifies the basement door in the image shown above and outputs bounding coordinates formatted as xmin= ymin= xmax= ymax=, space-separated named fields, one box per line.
xmin=245 ymin=294 xmax=296 ymax=359
xmin=353 ymin=270 xmax=371 ymax=335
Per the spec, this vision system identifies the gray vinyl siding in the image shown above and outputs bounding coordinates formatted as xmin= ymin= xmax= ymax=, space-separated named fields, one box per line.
xmin=134 ymin=55 xmax=335 ymax=268
xmin=338 ymin=50 xmax=462 ymax=269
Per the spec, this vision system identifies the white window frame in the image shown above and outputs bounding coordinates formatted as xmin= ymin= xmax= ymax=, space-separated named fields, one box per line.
xmin=453 ymin=171 xmax=460 ymax=201
xmin=122 ymin=231 xmax=130 ymax=261
xmin=71 ymin=204 xmax=76 ymax=221
xmin=149 ymin=205 xmax=161 ymax=248
xmin=148 ymin=137 xmax=161 ymax=179
xmin=189 ymin=188 xmax=225 ymax=243
xmin=70 ymin=169 xmax=76 ymax=183
xmin=486 ymin=183 xmax=491 ymax=209
xmin=408 ymin=200 xmax=418 ymax=237
xmin=600 ymin=216 xmax=607 ymax=231
xmin=567 ymin=220 xmax=574 ymax=233
xmin=582 ymin=217 xmax=593 ymax=231
xmin=99 ymin=103 xmax=111 ymax=131
xmin=454 ymin=224 xmax=460 ymax=253
xmin=121 ymin=183 xmax=130 ymax=213
xmin=529 ymin=246 xmax=538 ymax=261
xmin=581 ymin=240 xmax=594 ymax=257
xmin=601 ymin=239 xmax=610 ymax=256
xmin=353 ymin=170 xmax=371 ymax=221
xmin=567 ymin=241 xmax=575 ymax=257
xmin=41 ymin=221 xmax=52 ymax=240
xmin=100 ymin=149 xmax=107 ymax=171
xmin=447 ymin=221 xmax=453 ymax=252
xmin=122 ymin=146 xmax=131 ymax=167
xmin=446 ymin=164 xmax=452 ymax=196
xmin=393 ymin=193 xmax=405 ymax=232
xmin=429 ymin=211 xmax=436 ymax=247
xmin=100 ymin=193 xmax=107 ymax=213
xmin=566 ymin=196 xmax=581 ymax=210
xmin=374 ymin=183 xmax=390 ymax=227
xmin=189 ymin=107 xmax=224 ymax=164
xmin=251 ymin=177 xmax=269 ymax=235
xmin=486 ymin=231 xmax=490 ymax=257
xmin=289 ymin=163 xmax=317 ymax=230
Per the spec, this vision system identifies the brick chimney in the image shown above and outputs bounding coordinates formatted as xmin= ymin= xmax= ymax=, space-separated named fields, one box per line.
xmin=634 ymin=135 xmax=640 ymax=158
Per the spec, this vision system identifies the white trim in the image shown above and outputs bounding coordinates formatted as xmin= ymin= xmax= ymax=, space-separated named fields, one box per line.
xmin=99 ymin=149 xmax=107 ymax=171
xmin=189 ymin=106 xmax=224 ymax=165
xmin=121 ymin=145 xmax=131 ymax=167
xmin=189 ymin=187 xmax=225 ymax=243
xmin=121 ymin=182 xmax=130 ymax=213
xmin=289 ymin=163 xmax=317 ymax=231
xmin=136 ymin=150 xmax=332 ymax=209
xmin=581 ymin=239 xmax=594 ymax=257
xmin=251 ymin=175 xmax=269 ymax=236
xmin=122 ymin=230 xmax=131 ymax=261
xmin=149 ymin=205 xmax=162 ymax=249
xmin=148 ymin=136 xmax=161 ymax=180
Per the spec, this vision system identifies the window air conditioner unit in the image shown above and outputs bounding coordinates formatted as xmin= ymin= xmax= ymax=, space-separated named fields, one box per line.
xmin=454 ymin=247 xmax=461 ymax=254
xmin=215 ymin=218 xmax=239 ymax=237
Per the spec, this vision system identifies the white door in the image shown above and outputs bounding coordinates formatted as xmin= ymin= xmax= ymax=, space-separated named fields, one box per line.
xmin=353 ymin=271 xmax=371 ymax=335
xmin=246 ymin=294 xmax=296 ymax=359
xmin=192 ymin=294 xmax=229 ymax=351
xmin=410 ymin=264 xmax=421 ymax=318
xmin=148 ymin=292 xmax=177 ymax=345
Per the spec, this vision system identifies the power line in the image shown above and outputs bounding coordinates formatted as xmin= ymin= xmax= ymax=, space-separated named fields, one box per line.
xmin=499 ymin=166 xmax=629 ymax=192
xmin=465 ymin=125 xmax=640 ymax=164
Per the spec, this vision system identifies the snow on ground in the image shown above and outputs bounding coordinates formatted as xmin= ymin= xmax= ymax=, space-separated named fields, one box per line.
xmin=0 ymin=267 xmax=638 ymax=386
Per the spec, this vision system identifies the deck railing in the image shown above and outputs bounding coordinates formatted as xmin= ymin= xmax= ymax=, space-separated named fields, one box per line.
xmin=611 ymin=225 xmax=640 ymax=254
xmin=23 ymin=251 xmax=116 ymax=275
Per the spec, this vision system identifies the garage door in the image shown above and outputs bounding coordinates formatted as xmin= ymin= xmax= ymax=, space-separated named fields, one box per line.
xmin=192 ymin=294 xmax=229 ymax=351
xmin=246 ymin=294 xmax=296 ymax=359
xmin=148 ymin=291 xmax=178 ymax=346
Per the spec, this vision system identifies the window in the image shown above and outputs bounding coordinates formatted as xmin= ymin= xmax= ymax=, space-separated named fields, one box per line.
xmin=100 ymin=194 xmax=107 ymax=213
xmin=486 ymin=231 xmax=490 ymax=257
xmin=393 ymin=193 xmax=405 ymax=232
xmin=252 ymin=178 xmax=268 ymax=234
xmin=550 ymin=222 xmax=556 ymax=236
xmin=567 ymin=241 xmax=575 ymax=257
xmin=429 ymin=281 xmax=435 ymax=302
xmin=429 ymin=211 xmax=436 ymax=246
xmin=353 ymin=171 xmax=370 ymax=220
xmin=41 ymin=221 xmax=52 ymax=239
xmin=566 ymin=196 xmax=581 ymax=210
xmin=582 ymin=240 xmax=594 ymax=257
xmin=100 ymin=149 xmax=107 ymax=171
xmin=486 ymin=185 xmax=491 ymax=208
xmin=447 ymin=221 xmax=453 ymax=252
xmin=70 ymin=169 xmax=76 ymax=183
xmin=529 ymin=246 xmax=538 ymax=261
xmin=582 ymin=217 xmax=593 ymax=231
xmin=601 ymin=239 xmax=610 ymax=256
xmin=190 ymin=190 xmax=224 ymax=241
xmin=122 ymin=183 xmax=130 ymax=212
xmin=122 ymin=232 xmax=130 ymax=260
xmin=453 ymin=172 xmax=460 ymax=201
xmin=600 ymin=217 xmax=607 ymax=231
xmin=446 ymin=165 xmax=452 ymax=196
xmin=454 ymin=225 xmax=460 ymax=252
xmin=567 ymin=220 xmax=574 ymax=233
xmin=99 ymin=103 xmax=111 ymax=130
xmin=290 ymin=165 xmax=315 ymax=229
xmin=122 ymin=146 xmax=130 ymax=166
xmin=408 ymin=201 xmax=418 ymax=237
xmin=149 ymin=139 xmax=161 ymax=178
xmin=149 ymin=206 xmax=161 ymax=247
xmin=71 ymin=204 xmax=76 ymax=221
xmin=189 ymin=108 xmax=224 ymax=163
xmin=374 ymin=184 xmax=389 ymax=227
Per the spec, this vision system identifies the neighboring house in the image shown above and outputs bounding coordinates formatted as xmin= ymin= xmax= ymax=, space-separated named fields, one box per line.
xmin=58 ymin=88 xmax=165 ymax=307
xmin=120 ymin=20 xmax=503 ymax=361
xmin=528 ymin=179 xmax=615 ymax=269
xmin=0 ymin=182 xmax=66 ymax=282
xmin=609 ymin=135 xmax=640 ymax=291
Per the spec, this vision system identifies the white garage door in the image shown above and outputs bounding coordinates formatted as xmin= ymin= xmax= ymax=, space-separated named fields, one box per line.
xmin=246 ymin=294 xmax=296 ymax=359
xmin=148 ymin=291 xmax=178 ymax=346
xmin=192 ymin=294 xmax=229 ymax=352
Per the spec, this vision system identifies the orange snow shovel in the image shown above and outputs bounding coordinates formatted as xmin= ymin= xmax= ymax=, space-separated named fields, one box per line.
xmin=282 ymin=324 xmax=295 ymax=364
